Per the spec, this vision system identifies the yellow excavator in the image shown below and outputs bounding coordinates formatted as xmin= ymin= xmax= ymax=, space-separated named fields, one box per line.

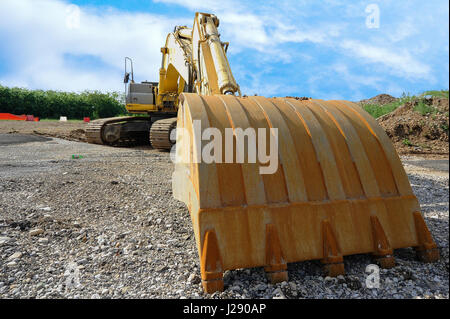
xmin=86 ymin=12 xmax=239 ymax=149
xmin=89 ymin=12 xmax=440 ymax=293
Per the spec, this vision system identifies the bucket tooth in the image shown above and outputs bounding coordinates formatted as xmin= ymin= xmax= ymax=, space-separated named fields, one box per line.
xmin=370 ymin=215 xmax=395 ymax=268
xmin=200 ymin=230 xmax=224 ymax=293
xmin=264 ymin=224 xmax=288 ymax=283
xmin=413 ymin=212 xmax=440 ymax=263
xmin=321 ymin=220 xmax=345 ymax=277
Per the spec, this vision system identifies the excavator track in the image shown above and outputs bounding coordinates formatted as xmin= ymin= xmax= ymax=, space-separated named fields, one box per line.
xmin=150 ymin=117 xmax=177 ymax=151
xmin=86 ymin=116 xmax=152 ymax=146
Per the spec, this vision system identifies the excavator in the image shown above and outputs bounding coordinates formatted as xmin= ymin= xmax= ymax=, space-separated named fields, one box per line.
xmin=86 ymin=12 xmax=239 ymax=149
xmin=88 ymin=12 xmax=440 ymax=293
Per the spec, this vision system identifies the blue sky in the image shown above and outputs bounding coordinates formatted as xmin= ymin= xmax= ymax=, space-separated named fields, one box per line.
xmin=0 ymin=0 xmax=448 ymax=101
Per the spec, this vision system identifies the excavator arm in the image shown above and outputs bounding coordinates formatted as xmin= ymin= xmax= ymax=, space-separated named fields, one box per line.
xmin=191 ymin=12 xmax=240 ymax=96
xmin=146 ymin=13 xmax=242 ymax=150
xmin=157 ymin=26 xmax=192 ymax=110
xmin=156 ymin=12 xmax=240 ymax=110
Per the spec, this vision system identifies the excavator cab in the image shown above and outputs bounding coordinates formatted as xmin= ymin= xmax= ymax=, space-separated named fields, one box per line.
xmin=123 ymin=57 xmax=158 ymax=113
xmin=126 ymin=82 xmax=157 ymax=113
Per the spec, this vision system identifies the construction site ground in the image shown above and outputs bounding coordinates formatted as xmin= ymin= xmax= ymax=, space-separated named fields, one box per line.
xmin=0 ymin=116 xmax=448 ymax=299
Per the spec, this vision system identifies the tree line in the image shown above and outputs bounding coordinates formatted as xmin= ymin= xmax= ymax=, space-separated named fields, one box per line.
xmin=0 ymin=85 xmax=127 ymax=119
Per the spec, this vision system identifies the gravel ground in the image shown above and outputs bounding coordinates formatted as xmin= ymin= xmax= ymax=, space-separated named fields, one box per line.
xmin=0 ymin=135 xmax=448 ymax=299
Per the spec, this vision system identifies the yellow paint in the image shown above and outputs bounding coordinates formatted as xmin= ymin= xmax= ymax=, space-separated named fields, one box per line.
xmin=125 ymin=103 xmax=158 ymax=112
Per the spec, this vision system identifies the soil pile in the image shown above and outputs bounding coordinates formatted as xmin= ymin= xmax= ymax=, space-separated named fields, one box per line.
xmin=359 ymin=94 xmax=398 ymax=105
xmin=377 ymin=97 xmax=449 ymax=155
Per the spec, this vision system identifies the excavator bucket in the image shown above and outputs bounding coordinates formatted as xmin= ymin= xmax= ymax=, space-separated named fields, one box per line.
xmin=172 ymin=93 xmax=439 ymax=293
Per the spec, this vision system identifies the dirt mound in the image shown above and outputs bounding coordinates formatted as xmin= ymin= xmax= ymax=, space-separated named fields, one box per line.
xmin=360 ymin=94 xmax=397 ymax=105
xmin=284 ymin=96 xmax=311 ymax=100
xmin=378 ymin=97 xmax=449 ymax=155
xmin=32 ymin=128 xmax=86 ymax=142
xmin=68 ymin=129 xmax=86 ymax=142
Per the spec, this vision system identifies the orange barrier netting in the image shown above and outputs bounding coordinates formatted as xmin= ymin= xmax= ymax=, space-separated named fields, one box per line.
xmin=0 ymin=113 xmax=36 ymax=121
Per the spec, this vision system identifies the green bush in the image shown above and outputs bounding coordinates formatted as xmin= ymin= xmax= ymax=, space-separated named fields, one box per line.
xmin=362 ymin=90 xmax=449 ymax=118
xmin=420 ymin=90 xmax=449 ymax=99
xmin=402 ymin=138 xmax=412 ymax=146
xmin=361 ymin=93 xmax=413 ymax=118
xmin=362 ymin=102 xmax=400 ymax=118
xmin=414 ymin=100 xmax=437 ymax=116
xmin=0 ymin=85 xmax=127 ymax=120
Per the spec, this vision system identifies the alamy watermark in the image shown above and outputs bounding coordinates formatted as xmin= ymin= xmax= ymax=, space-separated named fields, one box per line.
xmin=365 ymin=264 xmax=380 ymax=289
xmin=66 ymin=4 xmax=81 ymax=30
xmin=64 ymin=260 xmax=81 ymax=291
xmin=170 ymin=120 xmax=279 ymax=175
xmin=365 ymin=4 xmax=380 ymax=29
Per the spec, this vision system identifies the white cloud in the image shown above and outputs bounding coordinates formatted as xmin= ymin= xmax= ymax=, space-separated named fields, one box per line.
xmin=153 ymin=0 xmax=244 ymax=13
xmin=0 ymin=0 xmax=340 ymax=92
xmin=155 ymin=0 xmax=339 ymax=51
xmin=0 ymin=0 xmax=447 ymax=99
xmin=388 ymin=17 xmax=417 ymax=43
xmin=0 ymin=0 xmax=186 ymax=92
xmin=340 ymin=40 xmax=432 ymax=80
xmin=155 ymin=0 xmax=439 ymax=85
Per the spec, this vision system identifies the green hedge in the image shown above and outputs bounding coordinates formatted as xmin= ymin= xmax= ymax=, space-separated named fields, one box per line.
xmin=0 ymin=85 xmax=127 ymax=120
